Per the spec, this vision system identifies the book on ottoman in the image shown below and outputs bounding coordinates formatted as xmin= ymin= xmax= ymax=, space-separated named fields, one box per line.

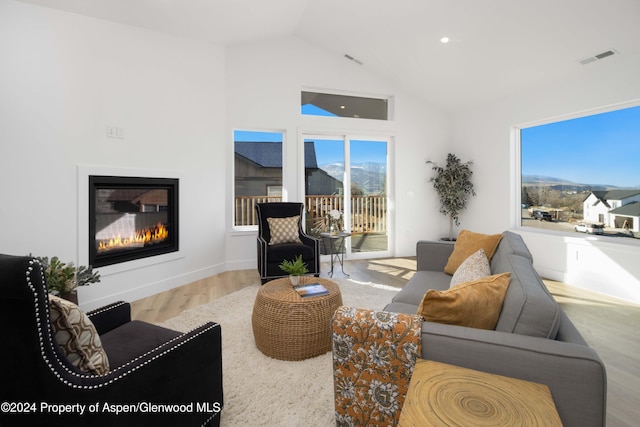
xmin=294 ymin=283 xmax=329 ymax=298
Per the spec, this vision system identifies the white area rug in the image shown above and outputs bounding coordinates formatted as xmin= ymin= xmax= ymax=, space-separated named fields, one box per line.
xmin=159 ymin=278 xmax=399 ymax=427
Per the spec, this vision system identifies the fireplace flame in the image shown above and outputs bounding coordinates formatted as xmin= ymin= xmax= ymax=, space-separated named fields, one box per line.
xmin=98 ymin=223 xmax=169 ymax=253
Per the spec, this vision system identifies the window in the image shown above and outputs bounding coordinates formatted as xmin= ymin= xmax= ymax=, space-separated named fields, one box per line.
xmin=301 ymin=91 xmax=390 ymax=120
xmin=234 ymin=130 xmax=284 ymax=228
xmin=519 ymin=104 xmax=640 ymax=238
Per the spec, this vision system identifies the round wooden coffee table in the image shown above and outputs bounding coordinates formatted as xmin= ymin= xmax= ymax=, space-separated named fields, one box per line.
xmin=398 ymin=360 xmax=562 ymax=426
xmin=251 ymin=277 xmax=342 ymax=361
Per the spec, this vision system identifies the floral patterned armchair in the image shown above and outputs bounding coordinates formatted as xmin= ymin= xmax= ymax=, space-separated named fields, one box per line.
xmin=332 ymin=306 xmax=422 ymax=426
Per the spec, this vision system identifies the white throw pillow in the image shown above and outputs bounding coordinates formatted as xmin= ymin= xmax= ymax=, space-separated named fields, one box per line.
xmin=449 ymin=248 xmax=491 ymax=288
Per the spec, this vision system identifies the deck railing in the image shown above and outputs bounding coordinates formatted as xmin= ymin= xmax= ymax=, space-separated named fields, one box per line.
xmin=234 ymin=195 xmax=387 ymax=234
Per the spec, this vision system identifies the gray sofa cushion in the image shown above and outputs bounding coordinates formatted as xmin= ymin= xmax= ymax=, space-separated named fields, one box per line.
xmin=391 ymin=270 xmax=450 ymax=305
xmin=492 ymin=230 xmax=533 ymax=264
xmin=493 ymin=254 xmax=560 ymax=339
xmin=384 ymin=301 xmax=421 ymax=314
xmin=393 ymin=232 xmax=559 ymax=339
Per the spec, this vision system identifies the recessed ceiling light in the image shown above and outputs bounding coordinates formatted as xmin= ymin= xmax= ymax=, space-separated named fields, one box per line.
xmin=440 ymin=37 xmax=450 ymax=44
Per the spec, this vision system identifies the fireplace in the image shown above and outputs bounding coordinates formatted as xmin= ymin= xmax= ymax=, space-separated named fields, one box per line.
xmin=89 ymin=175 xmax=179 ymax=267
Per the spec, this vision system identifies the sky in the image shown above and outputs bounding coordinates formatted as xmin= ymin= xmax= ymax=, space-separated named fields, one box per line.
xmin=235 ymin=129 xmax=387 ymax=166
xmin=521 ymin=105 xmax=640 ymax=188
xmin=299 ymin=105 xmax=387 ymax=164
xmin=311 ymin=139 xmax=387 ymax=165
xmin=234 ymin=130 xmax=282 ymax=142
xmin=235 ymin=105 xmax=388 ymax=166
xmin=238 ymin=105 xmax=640 ymax=187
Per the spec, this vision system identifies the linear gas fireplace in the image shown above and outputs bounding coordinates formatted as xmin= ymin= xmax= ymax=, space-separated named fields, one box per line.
xmin=89 ymin=175 xmax=179 ymax=268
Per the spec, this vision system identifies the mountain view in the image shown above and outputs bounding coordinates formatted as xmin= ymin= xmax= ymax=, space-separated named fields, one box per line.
xmin=318 ymin=169 xmax=640 ymax=197
xmin=523 ymin=175 xmax=640 ymax=192
xmin=321 ymin=162 xmax=387 ymax=195
xmin=523 ymin=175 xmax=618 ymax=192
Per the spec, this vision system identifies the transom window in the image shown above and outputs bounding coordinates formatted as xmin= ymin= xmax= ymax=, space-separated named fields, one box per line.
xmin=301 ymin=91 xmax=390 ymax=120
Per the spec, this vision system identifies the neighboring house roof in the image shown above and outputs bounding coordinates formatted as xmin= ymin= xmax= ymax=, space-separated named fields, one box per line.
xmin=234 ymin=141 xmax=282 ymax=168
xmin=587 ymin=191 xmax=610 ymax=207
xmin=304 ymin=141 xmax=319 ymax=169
xmin=234 ymin=141 xmax=318 ymax=169
xmin=610 ymin=201 xmax=640 ymax=217
xmin=586 ymin=189 xmax=640 ymax=206
xmin=602 ymin=189 xmax=640 ymax=200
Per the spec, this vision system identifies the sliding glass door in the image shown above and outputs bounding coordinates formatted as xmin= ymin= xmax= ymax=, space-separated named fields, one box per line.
xmin=349 ymin=139 xmax=388 ymax=255
xmin=303 ymin=134 xmax=390 ymax=258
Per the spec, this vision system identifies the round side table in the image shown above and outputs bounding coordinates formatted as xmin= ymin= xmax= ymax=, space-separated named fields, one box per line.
xmin=320 ymin=232 xmax=351 ymax=277
xmin=251 ymin=277 xmax=342 ymax=361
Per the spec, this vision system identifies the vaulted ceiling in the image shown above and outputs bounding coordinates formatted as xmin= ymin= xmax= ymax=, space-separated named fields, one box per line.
xmin=16 ymin=0 xmax=640 ymax=112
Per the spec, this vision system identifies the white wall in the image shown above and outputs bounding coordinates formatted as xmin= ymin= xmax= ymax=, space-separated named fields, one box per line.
xmin=0 ymin=1 xmax=450 ymax=310
xmin=451 ymin=50 xmax=640 ymax=303
xmin=7 ymin=1 xmax=638 ymax=306
xmin=0 ymin=1 xmax=227 ymax=309
xmin=225 ymin=37 xmax=451 ymax=264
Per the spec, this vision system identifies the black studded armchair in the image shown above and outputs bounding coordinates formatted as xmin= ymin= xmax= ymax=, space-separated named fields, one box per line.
xmin=256 ymin=202 xmax=320 ymax=284
xmin=0 ymin=254 xmax=223 ymax=427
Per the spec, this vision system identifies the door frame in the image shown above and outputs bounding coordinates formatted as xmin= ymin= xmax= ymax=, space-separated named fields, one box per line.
xmin=300 ymin=130 xmax=395 ymax=260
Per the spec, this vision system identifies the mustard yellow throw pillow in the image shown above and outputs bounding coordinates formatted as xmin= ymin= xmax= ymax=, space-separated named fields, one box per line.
xmin=417 ymin=273 xmax=511 ymax=330
xmin=444 ymin=230 xmax=503 ymax=275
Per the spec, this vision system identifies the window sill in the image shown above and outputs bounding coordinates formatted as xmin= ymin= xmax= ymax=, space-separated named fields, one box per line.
xmin=230 ymin=227 xmax=258 ymax=237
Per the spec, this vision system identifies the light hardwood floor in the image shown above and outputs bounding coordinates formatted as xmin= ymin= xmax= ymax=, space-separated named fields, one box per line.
xmin=130 ymin=258 xmax=639 ymax=426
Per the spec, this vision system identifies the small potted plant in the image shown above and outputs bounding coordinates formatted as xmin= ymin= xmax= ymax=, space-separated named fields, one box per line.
xmin=34 ymin=255 xmax=101 ymax=304
xmin=427 ymin=153 xmax=476 ymax=241
xmin=279 ymin=255 xmax=309 ymax=286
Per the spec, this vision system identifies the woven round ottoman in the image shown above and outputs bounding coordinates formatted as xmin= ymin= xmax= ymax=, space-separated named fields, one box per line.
xmin=251 ymin=277 xmax=342 ymax=361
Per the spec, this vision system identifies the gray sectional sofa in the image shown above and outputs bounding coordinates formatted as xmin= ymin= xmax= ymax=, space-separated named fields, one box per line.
xmin=384 ymin=231 xmax=606 ymax=427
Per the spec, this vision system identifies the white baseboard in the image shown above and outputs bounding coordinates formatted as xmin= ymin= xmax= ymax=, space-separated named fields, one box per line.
xmin=77 ymin=261 xmax=249 ymax=311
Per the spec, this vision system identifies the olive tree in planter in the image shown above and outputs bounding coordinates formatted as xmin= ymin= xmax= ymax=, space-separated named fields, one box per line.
xmin=427 ymin=153 xmax=476 ymax=241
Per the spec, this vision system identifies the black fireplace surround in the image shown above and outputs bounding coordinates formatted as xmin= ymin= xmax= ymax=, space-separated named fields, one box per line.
xmin=89 ymin=175 xmax=179 ymax=267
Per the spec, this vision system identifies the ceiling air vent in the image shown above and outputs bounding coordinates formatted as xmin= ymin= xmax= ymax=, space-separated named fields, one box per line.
xmin=579 ymin=49 xmax=618 ymax=65
xmin=344 ymin=54 xmax=363 ymax=65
